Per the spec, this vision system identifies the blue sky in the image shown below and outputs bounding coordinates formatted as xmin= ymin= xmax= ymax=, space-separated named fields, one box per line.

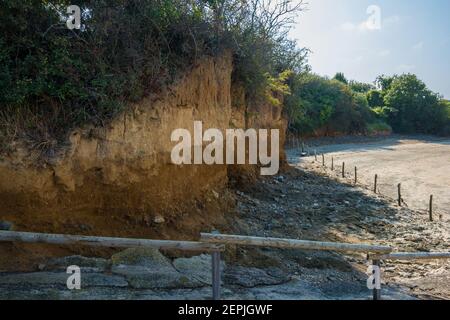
xmin=290 ymin=0 xmax=450 ymax=98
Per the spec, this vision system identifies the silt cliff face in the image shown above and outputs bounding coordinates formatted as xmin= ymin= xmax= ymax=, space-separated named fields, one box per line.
xmin=0 ymin=53 xmax=286 ymax=243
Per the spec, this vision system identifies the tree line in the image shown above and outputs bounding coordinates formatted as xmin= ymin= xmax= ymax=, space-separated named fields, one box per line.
xmin=284 ymin=71 xmax=450 ymax=137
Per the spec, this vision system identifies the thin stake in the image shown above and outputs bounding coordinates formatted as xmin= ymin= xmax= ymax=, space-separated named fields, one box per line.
xmin=372 ymin=259 xmax=381 ymax=301
xmin=211 ymin=251 xmax=221 ymax=300
xmin=314 ymin=150 xmax=317 ymax=161
xmin=354 ymin=167 xmax=357 ymax=184
xmin=322 ymin=154 xmax=325 ymax=166
xmin=374 ymin=174 xmax=378 ymax=193
xmin=429 ymin=195 xmax=433 ymax=222
xmin=331 ymin=157 xmax=334 ymax=170
xmin=397 ymin=183 xmax=402 ymax=206
xmin=342 ymin=162 xmax=345 ymax=178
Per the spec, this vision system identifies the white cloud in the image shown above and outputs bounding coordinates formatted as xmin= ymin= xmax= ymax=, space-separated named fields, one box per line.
xmin=397 ymin=64 xmax=416 ymax=72
xmin=383 ymin=15 xmax=401 ymax=27
xmin=341 ymin=12 xmax=401 ymax=34
xmin=378 ymin=49 xmax=391 ymax=57
xmin=413 ymin=41 xmax=424 ymax=50
xmin=340 ymin=22 xmax=356 ymax=31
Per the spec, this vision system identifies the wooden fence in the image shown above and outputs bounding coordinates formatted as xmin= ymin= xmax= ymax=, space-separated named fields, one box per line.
xmin=1 ymin=230 xmax=449 ymax=301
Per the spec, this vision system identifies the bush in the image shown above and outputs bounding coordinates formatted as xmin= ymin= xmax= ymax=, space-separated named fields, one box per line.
xmin=367 ymin=121 xmax=392 ymax=135
xmin=0 ymin=0 xmax=308 ymax=154
xmin=383 ymin=74 xmax=447 ymax=134
xmin=285 ymin=73 xmax=375 ymax=136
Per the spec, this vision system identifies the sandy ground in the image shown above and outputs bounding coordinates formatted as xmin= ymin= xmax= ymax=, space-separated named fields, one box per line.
xmin=294 ymin=136 xmax=450 ymax=220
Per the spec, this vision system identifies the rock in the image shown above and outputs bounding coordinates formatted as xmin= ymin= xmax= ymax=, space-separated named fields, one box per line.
xmin=44 ymin=256 xmax=110 ymax=273
xmin=153 ymin=215 xmax=165 ymax=224
xmin=0 ymin=272 xmax=127 ymax=288
xmin=110 ymin=248 xmax=204 ymax=289
xmin=224 ymin=266 xmax=289 ymax=288
xmin=0 ymin=221 xmax=13 ymax=231
xmin=173 ymin=254 xmax=225 ymax=285
xmin=211 ymin=190 xmax=219 ymax=199
xmin=111 ymin=248 xmax=171 ymax=268
xmin=111 ymin=265 xmax=202 ymax=289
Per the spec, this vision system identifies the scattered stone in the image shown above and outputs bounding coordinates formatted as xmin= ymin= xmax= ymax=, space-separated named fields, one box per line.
xmin=153 ymin=215 xmax=165 ymax=224
xmin=0 ymin=272 xmax=127 ymax=288
xmin=111 ymin=248 xmax=171 ymax=268
xmin=0 ymin=221 xmax=13 ymax=231
xmin=173 ymin=254 xmax=225 ymax=285
xmin=109 ymin=248 xmax=204 ymax=289
xmin=211 ymin=190 xmax=219 ymax=199
xmin=111 ymin=264 xmax=202 ymax=289
xmin=44 ymin=256 xmax=110 ymax=273
xmin=224 ymin=266 xmax=289 ymax=288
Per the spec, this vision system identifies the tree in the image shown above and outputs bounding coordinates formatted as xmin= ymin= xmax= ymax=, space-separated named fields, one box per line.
xmin=333 ymin=72 xmax=348 ymax=85
xmin=285 ymin=73 xmax=375 ymax=135
xmin=383 ymin=74 xmax=445 ymax=133
xmin=375 ymin=75 xmax=395 ymax=91
xmin=349 ymin=80 xmax=375 ymax=93
xmin=367 ymin=90 xmax=384 ymax=108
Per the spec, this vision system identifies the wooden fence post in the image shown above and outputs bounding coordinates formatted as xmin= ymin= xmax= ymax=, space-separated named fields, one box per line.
xmin=342 ymin=162 xmax=345 ymax=178
xmin=374 ymin=174 xmax=378 ymax=193
xmin=354 ymin=167 xmax=357 ymax=184
xmin=331 ymin=157 xmax=334 ymax=171
xmin=211 ymin=250 xmax=221 ymax=300
xmin=322 ymin=154 xmax=325 ymax=166
xmin=372 ymin=259 xmax=381 ymax=301
xmin=429 ymin=195 xmax=433 ymax=222
xmin=397 ymin=183 xmax=402 ymax=206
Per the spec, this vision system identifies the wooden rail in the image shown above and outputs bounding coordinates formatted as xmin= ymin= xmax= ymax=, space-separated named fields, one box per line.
xmin=370 ymin=252 xmax=450 ymax=261
xmin=0 ymin=230 xmax=224 ymax=252
xmin=3 ymin=230 xmax=448 ymax=301
xmin=0 ymin=230 xmax=224 ymax=300
xmin=200 ymin=233 xmax=392 ymax=254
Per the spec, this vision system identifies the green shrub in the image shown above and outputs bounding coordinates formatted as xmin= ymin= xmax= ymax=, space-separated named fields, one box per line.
xmin=367 ymin=121 xmax=392 ymax=135
xmin=0 ymin=0 xmax=308 ymax=154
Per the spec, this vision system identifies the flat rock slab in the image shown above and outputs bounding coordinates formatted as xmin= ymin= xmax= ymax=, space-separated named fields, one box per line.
xmin=43 ymin=256 xmax=111 ymax=273
xmin=0 ymin=272 xmax=128 ymax=288
xmin=111 ymin=248 xmax=172 ymax=268
xmin=111 ymin=265 xmax=203 ymax=289
xmin=173 ymin=254 xmax=225 ymax=285
xmin=224 ymin=266 xmax=290 ymax=288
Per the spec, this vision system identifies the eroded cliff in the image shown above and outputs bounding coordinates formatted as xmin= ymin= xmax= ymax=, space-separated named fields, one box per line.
xmin=0 ymin=53 xmax=286 ymax=269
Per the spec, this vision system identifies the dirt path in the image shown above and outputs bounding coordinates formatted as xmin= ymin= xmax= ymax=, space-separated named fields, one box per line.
xmin=291 ymin=136 xmax=450 ymax=219
xmin=284 ymin=136 xmax=450 ymax=299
